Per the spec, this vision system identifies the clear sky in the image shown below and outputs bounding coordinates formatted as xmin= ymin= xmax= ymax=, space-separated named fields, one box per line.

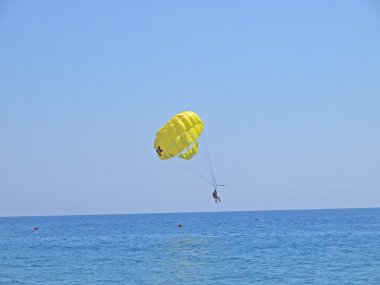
xmin=1 ymin=0 xmax=379 ymax=216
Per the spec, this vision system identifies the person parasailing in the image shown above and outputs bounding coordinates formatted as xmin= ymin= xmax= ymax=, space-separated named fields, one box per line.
xmin=212 ymin=187 xmax=221 ymax=203
xmin=212 ymin=184 xmax=226 ymax=203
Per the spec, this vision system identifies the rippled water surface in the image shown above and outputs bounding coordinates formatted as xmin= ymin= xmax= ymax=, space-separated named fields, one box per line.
xmin=1 ymin=208 xmax=380 ymax=284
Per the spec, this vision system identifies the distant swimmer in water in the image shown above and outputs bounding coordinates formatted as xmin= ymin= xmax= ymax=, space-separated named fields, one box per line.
xmin=213 ymin=188 xmax=221 ymax=203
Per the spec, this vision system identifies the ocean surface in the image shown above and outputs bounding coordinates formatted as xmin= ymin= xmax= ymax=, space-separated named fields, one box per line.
xmin=1 ymin=208 xmax=380 ymax=284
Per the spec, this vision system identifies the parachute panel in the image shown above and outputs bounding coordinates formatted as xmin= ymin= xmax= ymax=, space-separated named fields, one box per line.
xmin=178 ymin=141 xmax=198 ymax=160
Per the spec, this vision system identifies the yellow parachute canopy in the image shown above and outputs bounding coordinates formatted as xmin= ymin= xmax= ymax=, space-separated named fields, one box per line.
xmin=154 ymin=111 xmax=204 ymax=160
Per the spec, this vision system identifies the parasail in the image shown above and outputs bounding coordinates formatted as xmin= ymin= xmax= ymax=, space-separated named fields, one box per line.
xmin=154 ymin=111 xmax=204 ymax=161
xmin=154 ymin=111 xmax=225 ymax=193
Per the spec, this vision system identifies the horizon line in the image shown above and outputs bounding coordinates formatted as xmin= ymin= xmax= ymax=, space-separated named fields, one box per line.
xmin=1 ymin=206 xmax=379 ymax=219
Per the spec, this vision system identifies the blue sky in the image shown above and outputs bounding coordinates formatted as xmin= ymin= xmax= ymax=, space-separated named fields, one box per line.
xmin=1 ymin=0 xmax=379 ymax=216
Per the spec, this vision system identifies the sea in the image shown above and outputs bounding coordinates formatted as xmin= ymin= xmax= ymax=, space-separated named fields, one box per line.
xmin=1 ymin=208 xmax=380 ymax=285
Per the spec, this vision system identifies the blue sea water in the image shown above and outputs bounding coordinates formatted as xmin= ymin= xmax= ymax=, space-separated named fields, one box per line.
xmin=1 ymin=208 xmax=380 ymax=284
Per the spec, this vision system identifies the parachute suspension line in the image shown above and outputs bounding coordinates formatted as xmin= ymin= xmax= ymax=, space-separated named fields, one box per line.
xmin=193 ymin=151 xmax=215 ymax=185
xmin=169 ymin=135 xmax=218 ymax=187
xmin=193 ymin=155 xmax=214 ymax=185
xmin=197 ymin=135 xmax=217 ymax=186
xmin=171 ymin=158 xmax=214 ymax=185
